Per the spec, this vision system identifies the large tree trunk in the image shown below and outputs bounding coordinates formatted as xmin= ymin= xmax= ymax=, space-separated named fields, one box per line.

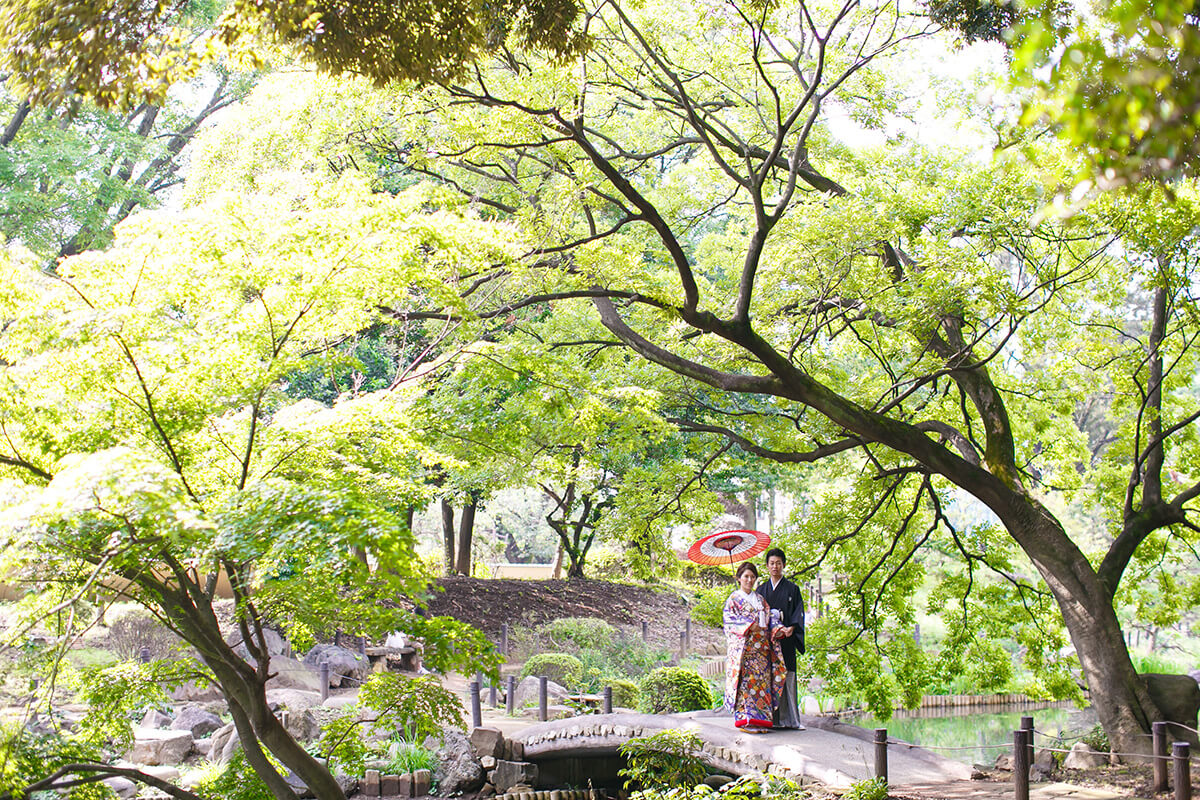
xmin=455 ymin=499 xmax=477 ymax=576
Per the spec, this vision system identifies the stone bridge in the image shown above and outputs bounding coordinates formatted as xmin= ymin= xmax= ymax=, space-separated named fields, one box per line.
xmin=510 ymin=712 xmax=972 ymax=791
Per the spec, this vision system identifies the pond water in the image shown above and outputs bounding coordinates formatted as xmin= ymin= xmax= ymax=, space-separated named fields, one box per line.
xmin=845 ymin=703 xmax=1098 ymax=766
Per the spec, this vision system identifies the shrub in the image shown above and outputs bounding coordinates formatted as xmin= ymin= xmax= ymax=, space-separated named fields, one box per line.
xmin=521 ymin=653 xmax=584 ymax=688
xmin=637 ymin=667 xmax=713 ymax=713
xmin=385 ymin=740 xmax=440 ymax=775
xmin=194 ymin=751 xmax=274 ymax=800
xmin=106 ymin=608 xmax=182 ymax=660
xmin=1080 ymin=724 xmax=1110 ymax=752
xmin=843 ymin=777 xmax=888 ymax=800
xmin=606 ymin=678 xmax=640 ymax=709
xmin=690 ymin=587 xmax=727 ymax=628
xmin=541 ymin=617 xmax=617 ymax=650
xmin=618 ymin=729 xmax=706 ymax=790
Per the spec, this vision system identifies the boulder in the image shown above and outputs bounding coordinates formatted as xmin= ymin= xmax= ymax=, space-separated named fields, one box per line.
xmin=141 ymin=765 xmax=181 ymax=782
xmin=226 ymin=627 xmax=288 ymax=664
xmin=1144 ymin=674 xmax=1200 ymax=745
xmin=470 ymin=727 xmax=505 ymax=760
xmin=1064 ymin=742 xmax=1107 ymax=769
xmin=1030 ymin=762 xmax=1054 ymax=782
xmin=303 ymin=644 xmax=370 ymax=688
xmin=512 ymin=676 xmax=568 ymax=708
xmin=704 ymin=775 xmax=734 ymax=789
xmin=170 ymin=679 xmax=223 ymax=702
xmin=425 ymin=729 xmax=485 ymax=795
xmin=193 ymin=739 xmax=213 ymax=758
xmin=170 ymin=705 xmax=223 ymax=738
xmin=267 ymin=659 xmax=323 ymax=692
xmin=140 ymin=709 xmax=173 ymax=729
xmin=128 ymin=728 xmax=194 ymax=766
xmin=301 ymin=706 xmax=344 ymax=742
xmin=492 ymin=760 xmax=538 ymax=793
xmin=102 ymin=776 xmax=137 ymax=798
xmin=993 ymin=753 xmax=1014 ymax=771
xmin=267 ymin=688 xmax=324 ymax=740
xmin=208 ymin=722 xmax=241 ymax=765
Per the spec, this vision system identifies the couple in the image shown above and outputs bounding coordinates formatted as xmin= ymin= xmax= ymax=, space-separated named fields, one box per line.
xmin=722 ymin=548 xmax=805 ymax=732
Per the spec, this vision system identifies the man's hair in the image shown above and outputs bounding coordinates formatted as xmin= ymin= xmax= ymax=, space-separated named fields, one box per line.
xmin=765 ymin=547 xmax=786 ymax=566
xmin=735 ymin=561 xmax=759 ymax=580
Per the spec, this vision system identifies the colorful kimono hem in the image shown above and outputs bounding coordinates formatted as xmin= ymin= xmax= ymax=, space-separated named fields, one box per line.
xmin=723 ymin=589 xmax=786 ymax=729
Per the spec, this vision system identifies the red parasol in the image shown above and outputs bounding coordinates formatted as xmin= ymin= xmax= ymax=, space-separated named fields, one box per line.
xmin=686 ymin=529 xmax=771 ymax=567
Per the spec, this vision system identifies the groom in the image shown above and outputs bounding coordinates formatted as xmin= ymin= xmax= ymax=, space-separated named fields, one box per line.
xmin=757 ymin=547 xmax=806 ymax=730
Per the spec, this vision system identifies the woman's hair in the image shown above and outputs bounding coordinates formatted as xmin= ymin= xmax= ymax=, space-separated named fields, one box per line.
xmin=735 ymin=561 xmax=759 ymax=580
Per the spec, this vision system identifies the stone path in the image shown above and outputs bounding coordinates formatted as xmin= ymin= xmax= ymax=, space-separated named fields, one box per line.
xmin=442 ymin=674 xmax=1128 ymax=800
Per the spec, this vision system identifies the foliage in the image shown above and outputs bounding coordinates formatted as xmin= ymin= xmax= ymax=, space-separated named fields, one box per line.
xmin=617 ymin=729 xmax=706 ymax=790
xmin=540 ymin=617 xmax=616 ymax=651
xmin=105 ymin=608 xmax=184 ymax=661
xmin=0 ymin=0 xmax=587 ymax=110
xmin=194 ymin=751 xmax=276 ymax=800
xmin=606 ymin=678 xmax=640 ymax=709
xmin=1080 ymin=725 xmax=1110 ymax=753
xmin=637 ymin=668 xmax=713 ymax=714
xmin=630 ymin=775 xmax=805 ymax=800
xmin=68 ymin=658 xmax=205 ymax=752
xmin=384 ymin=739 xmax=440 ymax=775
xmin=1014 ymin=0 xmax=1200 ymax=186
xmin=842 ymin=777 xmax=888 ymax=800
xmin=1132 ymin=653 xmax=1188 ymax=676
xmin=0 ymin=724 xmax=109 ymax=800
xmin=354 ymin=672 xmax=464 ymax=743
xmin=520 ymin=653 xmax=584 ymax=688
xmin=690 ymin=587 xmax=728 ymax=628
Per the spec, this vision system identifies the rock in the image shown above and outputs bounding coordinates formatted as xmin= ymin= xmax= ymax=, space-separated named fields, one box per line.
xmin=425 ymin=729 xmax=485 ymax=794
xmin=266 ymin=688 xmax=323 ymax=739
xmin=1034 ymin=748 xmax=1055 ymax=770
xmin=470 ymin=727 xmax=505 ymax=759
xmin=171 ymin=705 xmax=223 ymax=738
xmin=398 ymin=772 xmax=413 ymax=796
xmin=170 ymin=679 xmax=223 ymax=702
xmin=128 ymin=728 xmax=194 ymax=765
xmin=492 ymin=761 xmax=538 ymax=793
xmin=1144 ymin=674 xmax=1200 ymax=745
xmin=102 ymin=776 xmax=137 ymax=798
xmin=704 ymin=775 xmax=734 ymax=789
xmin=336 ymin=773 xmax=358 ymax=796
xmin=1064 ymin=742 xmax=1107 ymax=769
xmin=301 ymin=706 xmax=343 ymax=742
xmin=193 ymin=739 xmax=213 ymax=758
xmin=303 ymin=644 xmax=370 ymax=688
xmin=208 ymin=723 xmax=240 ymax=765
xmin=413 ymin=767 xmax=432 ymax=796
xmin=800 ymin=696 xmax=822 ymax=715
xmin=322 ymin=694 xmax=358 ymax=709
xmin=226 ymin=627 xmax=288 ymax=664
xmin=480 ymin=783 xmax=496 ymax=797
xmin=141 ymin=765 xmax=181 ymax=782
xmin=994 ymin=753 xmax=1014 ymax=771
xmin=481 ymin=755 xmax=496 ymax=770
xmin=267 ymin=659 xmax=324 ymax=692
xmin=512 ymin=676 xmax=568 ymax=708
xmin=1030 ymin=762 xmax=1054 ymax=782
xmin=141 ymin=709 xmax=173 ymax=729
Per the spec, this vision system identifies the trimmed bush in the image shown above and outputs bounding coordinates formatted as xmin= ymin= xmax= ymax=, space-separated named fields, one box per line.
xmin=520 ymin=653 xmax=584 ymax=687
xmin=690 ymin=586 xmax=727 ymax=628
xmin=637 ymin=667 xmax=712 ymax=713
xmin=605 ymin=677 xmax=640 ymax=709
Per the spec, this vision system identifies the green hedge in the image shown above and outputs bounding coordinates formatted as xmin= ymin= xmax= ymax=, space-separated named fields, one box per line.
xmin=605 ymin=677 xmax=640 ymax=709
xmin=637 ymin=667 xmax=712 ymax=713
xmin=520 ymin=653 xmax=584 ymax=688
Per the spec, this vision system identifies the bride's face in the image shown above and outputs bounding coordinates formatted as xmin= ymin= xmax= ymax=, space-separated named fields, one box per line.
xmin=738 ymin=569 xmax=756 ymax=593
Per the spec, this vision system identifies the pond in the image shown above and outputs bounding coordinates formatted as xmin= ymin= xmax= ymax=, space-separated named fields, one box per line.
xmin=845 ymin=703 xmax=1098 ymax=766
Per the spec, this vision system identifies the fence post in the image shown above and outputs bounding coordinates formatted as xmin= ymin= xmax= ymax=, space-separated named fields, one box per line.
xmin=139 ymin=647 xmax=151 ymax=663
xmin=679 ymin=631 xmax=686 ymax=661
xmin=1174 ymin=742 xmax=1192 ymax=800
xmin=469 ymin=680 xmax=482 ymax=729
xmin=539 ymin=676 xmax=549 ymax=722
xmin=506 ymin=675 xmax=516 ymax=716
xmin=1155 ymin=722 xmax=1169 ymax=793
xmin=685 ymin=618 xmax=692 ymax=650
xmin=501 ymin=623 xmax=509 ymax=657
xmin=1014 ymin=729 xmax=1030 ymax=800
xmin=320 ymin=663 xmax=330 ymax=702
xmin=490 ymin=680 xmax=498 ymax=708
xmin=1020 ymin=716 xmax=1034 ymax=768
xmin=603 ymin=686 xmax=613 ymax=714
xmin=642 ymin=621 xmax=648 ymax=642
xmin=874 ymin=729 xmax=888 ymax=785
